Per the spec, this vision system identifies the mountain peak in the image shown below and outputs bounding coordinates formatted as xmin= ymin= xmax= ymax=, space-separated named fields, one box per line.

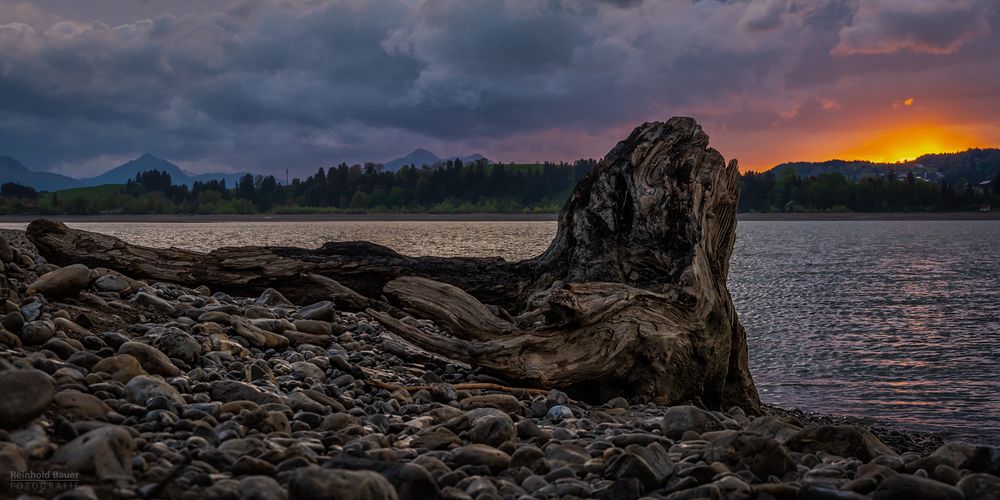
xmin=79 ymin=155 xmax=248 ymax=188
xmin=382 ymin=148 xmax=443 ymax=172
xmin=382 ymin=149 xmax=489 ymax=172
xmin=130 ymin=153 xmax=170 ymax=165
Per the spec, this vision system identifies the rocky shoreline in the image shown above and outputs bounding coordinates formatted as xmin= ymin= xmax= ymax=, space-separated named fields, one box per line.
xmin=0 ymin=228 xmax=997 ymax=500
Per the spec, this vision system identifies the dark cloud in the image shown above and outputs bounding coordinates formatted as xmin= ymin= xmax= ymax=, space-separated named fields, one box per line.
xmin=597 ymin=0 xmax=645 ymax=7
xmin=834 ymin=0 xmax=995 ymax=55
xmin=0 ymin=0 xmax=998 ymax=175
xmin=743 ymin=0 xmax=789 ymax=32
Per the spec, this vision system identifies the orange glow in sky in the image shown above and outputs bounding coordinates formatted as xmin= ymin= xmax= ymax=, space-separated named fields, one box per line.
xmin=722 ymin=91 xmax=1000 ymax=172
xmin=727 ymin=115 xmax=994 ymax=172
xmin=835 ymin=125 xmax=982 ymax=164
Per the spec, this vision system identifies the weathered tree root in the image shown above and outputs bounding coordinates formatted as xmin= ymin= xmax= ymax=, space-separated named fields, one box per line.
xmin=27 ymin=117 xmax=760 ymax=412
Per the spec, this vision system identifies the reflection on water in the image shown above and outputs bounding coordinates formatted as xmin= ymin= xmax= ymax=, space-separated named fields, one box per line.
xmin=0 ymin=221 xmax=559 ymax=260
xmin=1 ymin=219 xmax=997 ymax=443
xmin=733 ymin=221 xmax=1000 ymax=444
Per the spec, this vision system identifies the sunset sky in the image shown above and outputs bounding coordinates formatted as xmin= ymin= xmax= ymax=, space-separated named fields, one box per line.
xmin=1 ymin=0 xmax=999 ymax=176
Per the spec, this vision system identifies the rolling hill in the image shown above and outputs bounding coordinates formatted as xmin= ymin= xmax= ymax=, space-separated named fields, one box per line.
xmin=38 ymin=184 xmax=125 ymax=209
xmin=769 ymin=148 xmax=1000 ymax=184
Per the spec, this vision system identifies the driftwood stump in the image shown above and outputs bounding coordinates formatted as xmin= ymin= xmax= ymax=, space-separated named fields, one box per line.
xmin=27 ymin=117 xmax=761 ymax=411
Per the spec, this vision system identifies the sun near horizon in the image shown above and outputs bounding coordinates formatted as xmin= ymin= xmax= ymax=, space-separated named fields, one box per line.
xmin=732 ymin=121 xmax=990 ymax=172
xmin=835 ymin=124 xmax=984 ymax=165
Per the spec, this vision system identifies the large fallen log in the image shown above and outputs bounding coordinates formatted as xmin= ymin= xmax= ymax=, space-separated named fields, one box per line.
xmin=27 ymin=116 xmax=760 ymax=411
xmin=24 ymin=222 xmax=532 ymax=306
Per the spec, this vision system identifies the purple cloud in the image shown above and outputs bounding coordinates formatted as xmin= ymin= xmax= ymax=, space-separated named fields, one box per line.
xmin=0 ymin=0 xmax=997 ymax=175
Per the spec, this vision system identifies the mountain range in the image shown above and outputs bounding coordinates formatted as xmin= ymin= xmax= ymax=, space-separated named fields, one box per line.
xmin=382 ymin=149 xmax=487 ymax=172
xmin=0 ymin=156 xmax=83 ymax=192
xmin=5 ymin=147 xmax=996 ymax=194
xmin=1 ymin=149 xmax=491 ymax=192
xmin=0 ymin=154 xmax=250 ymax=192
xmin=84 ymin=154 xmax=248 ymax=188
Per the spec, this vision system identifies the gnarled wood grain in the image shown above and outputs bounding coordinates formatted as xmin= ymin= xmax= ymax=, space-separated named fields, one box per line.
xmin=27 ymin=117 xmax=760 ymax=411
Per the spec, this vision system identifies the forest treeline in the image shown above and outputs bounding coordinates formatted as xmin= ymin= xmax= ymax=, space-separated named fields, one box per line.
xmin=1 ymin=157 xmax=998 ymax=215
xmin=0 ymin=159 xmax=597 ymax=215
xmin=738 ymin=170 xmax=1000 ymax=213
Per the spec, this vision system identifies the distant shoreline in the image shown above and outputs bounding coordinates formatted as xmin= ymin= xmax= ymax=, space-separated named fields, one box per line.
xmin=738 ymin=211 xmax=1000 ymax=221
xmin=0 ymin=213 xmax=562 ymax=223
xmin=0 ymin=211 xmax=998 ymax=223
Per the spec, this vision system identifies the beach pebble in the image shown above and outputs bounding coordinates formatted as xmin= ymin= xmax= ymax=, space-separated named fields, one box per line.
xmin=957 ymin=473 xmax=1000 ymax=500
xmin=153 ymin=331 xmax=202 ymax=364
xmin=52 ymin=426 xmax=134 ymax=480
xmin=295 ymin=301 xmax=337 ymax=322
xmin=20 ymin=320 xmax=55 ymax=345
xmin=288 ymin=466 xmax=398 ymax=500
xmin=28 ymin=264 xmax=91 ymax=297
xmin=545 ymin=405 xmax=574 ymax=422
xmin=452 ymin=444 xmax=511 ymax=473
xmin=130 ymin=291 xmax=176 ymax=313
xmin=210 ymin=379 xmax=285 ymax=406
xmin=118 ymin=341 xmax=180 ymax=376
xmin=238 ymin=475 xmax=288 ymax=500
xmin=94 ymin=274 xmax=132 ymax=293
xmin=0 ymin=369 xmax=54 ymax=429
xmin=126 ymin=374 xmax=185 ymax=406
xmin=255 ymin=288 xmax=293 ymax=307
xmin=2 ymin=311 xmax=24 ymax=333
xmin=93 ymin=354 xmax=149 ymax=382
xmin=872 ymin=474 xmax=964 ymax=500
xmin=467 ymin=411 xmax=515 ymax=447
xmin=53 ymin=390 xmax=112 ymax=421
xmin=786 ymin=425 xmax=896 ymax=462
xmin=0 ymin=235 xmax=12 ymax=263
xmin=660 ymin=405 xmax=723 ymax=439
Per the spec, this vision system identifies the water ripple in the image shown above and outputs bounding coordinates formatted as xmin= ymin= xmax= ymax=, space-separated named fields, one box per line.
xmin=733 ymin=221 xmax=1000 ymax=444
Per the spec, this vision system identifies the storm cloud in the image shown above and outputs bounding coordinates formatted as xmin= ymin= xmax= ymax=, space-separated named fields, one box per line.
xmin=1 ymin=0 xmax=998 ymax=175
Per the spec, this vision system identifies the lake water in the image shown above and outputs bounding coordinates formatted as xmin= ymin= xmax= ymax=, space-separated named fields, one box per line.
xmin=2 ymin=219 xmax=998 ymax=444
xmin=732 ymin=221 xmax=1000 ymax=445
